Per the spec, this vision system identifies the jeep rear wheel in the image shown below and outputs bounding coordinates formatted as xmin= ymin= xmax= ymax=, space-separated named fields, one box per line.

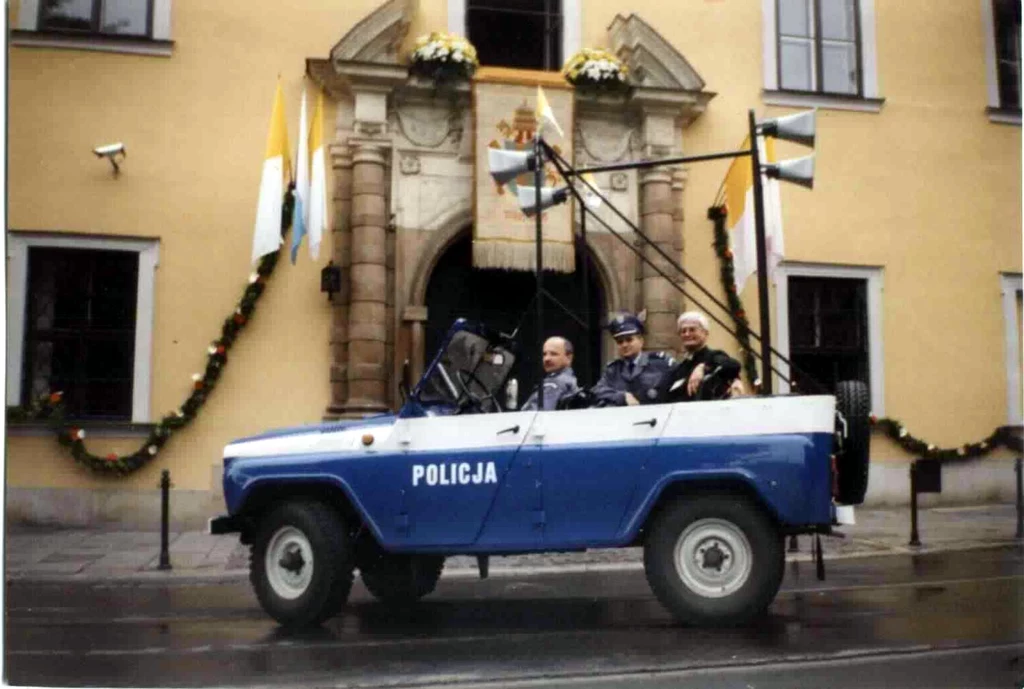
xmin=360 ymin=554 xmax=445 ymax=606
xmin=835 ymin=380 xmax=871 ymax=505
xmin=250 ymin=501 xmax=354 ymax=627
xmin=644 ymin=495 xmax=783 ymax=625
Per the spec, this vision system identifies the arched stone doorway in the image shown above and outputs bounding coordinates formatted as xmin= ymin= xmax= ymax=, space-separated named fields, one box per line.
xmin=424 ymin=231 xmax=606 ymax=403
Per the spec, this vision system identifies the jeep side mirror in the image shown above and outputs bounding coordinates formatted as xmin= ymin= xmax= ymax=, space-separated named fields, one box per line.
xmin=400 ymin=359 xmax=411 ymax=403
xmin=505 ymin=378 xmax=518 ymax=410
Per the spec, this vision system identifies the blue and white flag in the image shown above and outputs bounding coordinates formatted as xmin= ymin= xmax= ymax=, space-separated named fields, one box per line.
xmin=290 ymin=89 xmax=310 ymax=264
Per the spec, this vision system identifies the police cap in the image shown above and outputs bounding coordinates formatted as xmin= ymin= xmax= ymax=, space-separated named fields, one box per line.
xmin=608 ymin=313 xmax=644 ymax=338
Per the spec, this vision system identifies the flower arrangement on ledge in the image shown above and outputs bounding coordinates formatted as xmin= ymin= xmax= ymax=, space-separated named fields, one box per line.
xmin=562 ymin=48 xmax=630 ymax=92
xmin=409 ymin=32 xmax=478 ymax=84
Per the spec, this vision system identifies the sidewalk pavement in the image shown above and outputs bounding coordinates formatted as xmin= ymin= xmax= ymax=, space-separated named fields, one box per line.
xmin=4 ymin=503 xmax=1022 ymax=583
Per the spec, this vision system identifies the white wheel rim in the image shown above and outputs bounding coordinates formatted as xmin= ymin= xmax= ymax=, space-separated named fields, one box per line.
xmin=673 ymin=518 xmax=752 ymax=599
xmin=265 ymin=526 xmax=314 ymax=600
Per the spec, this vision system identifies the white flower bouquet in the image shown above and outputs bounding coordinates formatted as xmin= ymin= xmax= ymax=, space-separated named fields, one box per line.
xmin=562 ymin=48 xmax=630 ymax=92
xmin=409 ymin=32 xmax=479 ymax=83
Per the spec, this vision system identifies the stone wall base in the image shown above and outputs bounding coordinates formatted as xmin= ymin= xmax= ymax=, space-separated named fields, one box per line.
xmin=863 ymin=457 xmax=1020 ymax=507
xmin=5 ymin=486 xmax=219 ymax=531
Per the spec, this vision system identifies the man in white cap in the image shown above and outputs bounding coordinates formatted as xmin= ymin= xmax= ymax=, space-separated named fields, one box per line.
xmin=655 ymin=311 xmax=742 ymax=403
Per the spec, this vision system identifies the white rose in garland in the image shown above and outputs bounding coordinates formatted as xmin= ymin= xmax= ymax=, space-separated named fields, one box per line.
xmin=409 ymin=32 xmax=479 ymax=84
xmin=562 ymin=48 xmax=630 ymax=92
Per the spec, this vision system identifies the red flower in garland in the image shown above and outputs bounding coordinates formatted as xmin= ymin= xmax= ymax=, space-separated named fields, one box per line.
xmin=233 ymin=313 xmax=247 ymax=325
xmin=724 ymin=249 xmax=734 ymax=260
xmin=735 ymin=310 xmax=746 ymax=320
xmin=49 ymin=391 xmax=64 ymax=404
xmin=106 ymin=453 xmax=119 ymax=462
xmin=216 ymin=345 xmax=226 ymax=355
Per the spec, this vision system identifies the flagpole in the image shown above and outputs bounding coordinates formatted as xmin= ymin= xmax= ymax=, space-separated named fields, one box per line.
xmin=535 ymin=132 xmax=545 ymax=410
xmin=748 ymin=109 xmax=773 ymax=396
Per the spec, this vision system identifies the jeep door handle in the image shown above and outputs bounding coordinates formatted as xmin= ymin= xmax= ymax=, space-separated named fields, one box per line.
xmin=497 ymin=425 xmax=520 ymax=435
xmin=633 ymin=418 xmax=657 ymax=428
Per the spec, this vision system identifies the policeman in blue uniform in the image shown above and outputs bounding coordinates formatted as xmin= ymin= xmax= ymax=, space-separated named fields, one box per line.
xmin=591 ymin=312 xmax=674 ymax=406
xmin=522 ymin=336 xmax=580 ymax=411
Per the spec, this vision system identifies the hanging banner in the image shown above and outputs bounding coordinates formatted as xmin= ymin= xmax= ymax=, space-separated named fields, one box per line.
xmin=473 ymin=72 xmax=575 ymax=273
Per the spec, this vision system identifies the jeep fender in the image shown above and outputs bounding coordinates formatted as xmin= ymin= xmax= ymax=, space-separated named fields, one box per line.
xmin=620 ymin=471 xmax=783 ymax=543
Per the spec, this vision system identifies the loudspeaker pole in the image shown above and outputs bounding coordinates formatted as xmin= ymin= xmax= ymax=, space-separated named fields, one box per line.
xmin=749 ymin=109 xmax=773 ymax=396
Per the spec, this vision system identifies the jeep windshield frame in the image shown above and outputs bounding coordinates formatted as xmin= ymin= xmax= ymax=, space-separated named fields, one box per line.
xmin=404 ymin=319 xmax=516 ymax=415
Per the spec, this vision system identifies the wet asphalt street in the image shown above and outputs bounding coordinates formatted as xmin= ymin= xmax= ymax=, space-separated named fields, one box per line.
xmin=5 ymin=546 xmax=1023 ymax=688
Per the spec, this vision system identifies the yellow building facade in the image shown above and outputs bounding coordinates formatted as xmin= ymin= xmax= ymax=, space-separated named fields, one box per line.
xmin=6 ymin=0 xmax=1021 ymax=527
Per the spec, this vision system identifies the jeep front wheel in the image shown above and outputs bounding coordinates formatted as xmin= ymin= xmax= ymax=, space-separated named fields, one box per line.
xmin=250 ymin=501 xmax=354 ymax=627
xmin=644 ymin=495 xmax=783 ymax=625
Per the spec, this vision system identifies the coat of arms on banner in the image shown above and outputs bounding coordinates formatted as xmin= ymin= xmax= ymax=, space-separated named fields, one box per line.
xmin=473 ymin=79 xmax=575 ymax=273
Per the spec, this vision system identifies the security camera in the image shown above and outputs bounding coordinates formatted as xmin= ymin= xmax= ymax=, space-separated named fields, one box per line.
xmin=93 ymin=142 xmax=126 ymax=175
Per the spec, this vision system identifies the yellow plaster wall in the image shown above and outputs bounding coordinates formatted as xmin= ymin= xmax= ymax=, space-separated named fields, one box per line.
xmin=6 ymin=0 xmax=1021 ymax=497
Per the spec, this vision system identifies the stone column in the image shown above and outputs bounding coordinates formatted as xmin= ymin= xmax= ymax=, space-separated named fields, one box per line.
xmin=327 ymin=146 xmax=353 ymax=415
xmin=639 ymin=167 xmax=678 ymax=353
xmin=403 ymin=305 xmax=428 ymax=384
xmin=344 ymin=142 xmax=390 ymax=413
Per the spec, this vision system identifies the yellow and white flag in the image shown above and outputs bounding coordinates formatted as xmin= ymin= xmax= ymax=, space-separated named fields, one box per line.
xmin=251 ymin=80 xmax=291 ymax=264
xmin=306 ymin=89 xmax=328 ymax=261
xmin=724 ymin=136 xmax=784 ymax=293
xmin=536 ymin=85 xmax=564 ymax=139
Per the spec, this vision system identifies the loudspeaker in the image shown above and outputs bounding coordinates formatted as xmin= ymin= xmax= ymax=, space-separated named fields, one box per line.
xmin=517 ymin=185 xmax=570 ymax=216
xmin=487 ymin=149 xmax=537 ymax=185
xmin=761 ymin=110 xmax=816 ymax=147
xmin=764 ymin=155 xmax=815 ymax=189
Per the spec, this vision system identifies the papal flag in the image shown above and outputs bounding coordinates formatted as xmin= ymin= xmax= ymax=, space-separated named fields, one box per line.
xmin=536 ymin=85 xmax=564 ymax=138
xmin=290 ymin=89 xmax=309 ymax=264
xmin=251 ymin=80 xmax=291 ymax=264
xmin=306 ymin=89 xmax=328 ymax=260
xmin=724 ymin=135 xmax=784 ymax=294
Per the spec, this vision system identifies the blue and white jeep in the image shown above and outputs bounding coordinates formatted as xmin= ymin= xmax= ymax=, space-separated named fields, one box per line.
xmin=210 ymin=319 xmax=869 ymax=628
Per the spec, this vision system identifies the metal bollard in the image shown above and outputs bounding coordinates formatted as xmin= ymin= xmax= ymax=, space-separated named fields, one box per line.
xmin=158 ymin=469 xmax=172 ymax=570
xmin=1015 ymin=457 xmax=1023 ymax=541
xmin=788 ymin=535 xmax=799 ymax=552
xmin=909 ymin=462 xmax=921 ymax=547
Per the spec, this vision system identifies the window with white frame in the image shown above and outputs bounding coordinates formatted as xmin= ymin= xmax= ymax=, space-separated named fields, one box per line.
xmin=7 ymin=234 xmax=159 ymax=423
xmin=14 ymin=0 xmax=173 ymax=55
xmin=775 ymin=263 xmax=885 ymax=415
xmin=1001 ymin=273 xmax=1022 ymax=425
xmin=763 ymin=0 xmax=881 ymax=111
xmin=449 ymin=0 xmax=580 ymax=72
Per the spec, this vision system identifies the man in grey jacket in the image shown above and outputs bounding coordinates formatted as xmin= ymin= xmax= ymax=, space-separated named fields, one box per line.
xmin=522 ymin=336 xmax=579 ymax=411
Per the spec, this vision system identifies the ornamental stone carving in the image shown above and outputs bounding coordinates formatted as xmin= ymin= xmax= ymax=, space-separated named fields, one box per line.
xmin=399 ymin=154 xmax=420 ymax=175
xmin=608 ymin=13 xmax=706 ymax=91
xmin=330 ymin=0 xmax=412 ymax=66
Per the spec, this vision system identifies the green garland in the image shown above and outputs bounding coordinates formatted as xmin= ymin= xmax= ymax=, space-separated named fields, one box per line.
xmin=708 ymin=202 xmax=1019 ymax=464
xmin=6 ymin=189 xmax=295 ymax=475
xmin=707 ymin=205 xmax=759 ymax=385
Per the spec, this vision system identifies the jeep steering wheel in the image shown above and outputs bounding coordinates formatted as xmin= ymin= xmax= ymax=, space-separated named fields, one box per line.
xmin=454 ymin=369 xmax=498 ymax=413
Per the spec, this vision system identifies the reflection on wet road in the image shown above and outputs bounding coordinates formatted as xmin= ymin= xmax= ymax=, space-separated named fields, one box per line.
xmin=5 ymin=547 xmax=1023 ymax=687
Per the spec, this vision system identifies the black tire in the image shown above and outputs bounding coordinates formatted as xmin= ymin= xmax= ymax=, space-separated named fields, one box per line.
xmin=360 ymin=554 xmax=445 ymax=606
xmin=643 ymin=495 xmax=784 ymax=626
xmin=249 ymin=501 xmax=354 ymax=627
xmin=835 ymin=380 xmax=871 ymax=505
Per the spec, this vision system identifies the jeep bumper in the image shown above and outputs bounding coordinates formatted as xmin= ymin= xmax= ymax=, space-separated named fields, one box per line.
xmin=208 ymin=514 xmax=243 ymax=535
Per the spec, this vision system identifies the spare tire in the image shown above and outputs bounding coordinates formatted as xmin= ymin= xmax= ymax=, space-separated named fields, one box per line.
xmin=834 ymin=380 xmax=871 ymax=504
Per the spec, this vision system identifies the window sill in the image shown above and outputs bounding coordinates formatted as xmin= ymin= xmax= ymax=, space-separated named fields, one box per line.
xmin=10 ymin=30 xmax=174 ymax=57
xmin=6 ymin=420 xmax=158 ymax=438
xmin=762 ymin=90 xmax=885 ymax=113
xmin=986 ymin=107 xmax=1021 ymax=126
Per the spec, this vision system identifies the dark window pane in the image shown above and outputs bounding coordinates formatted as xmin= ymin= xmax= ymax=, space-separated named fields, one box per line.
xmin=778 ymin=0 xmax=861 ymax=96
xmin=788 ymin=276 xmax=868 ymax=395
xmin=994 ymin=0 xmax=1022 ymax=109
xmin=100 ymin=0 xmax=148 ymax=35
xmin=39 ymin=0 xmax=151 ymax=37
xmin=23 ymin=247 xmax=138 ymax=420
xmin=468 ymin=0 xmax=562 ymax=70
xmin=40 ymin=0 xmax=94 ymax=32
